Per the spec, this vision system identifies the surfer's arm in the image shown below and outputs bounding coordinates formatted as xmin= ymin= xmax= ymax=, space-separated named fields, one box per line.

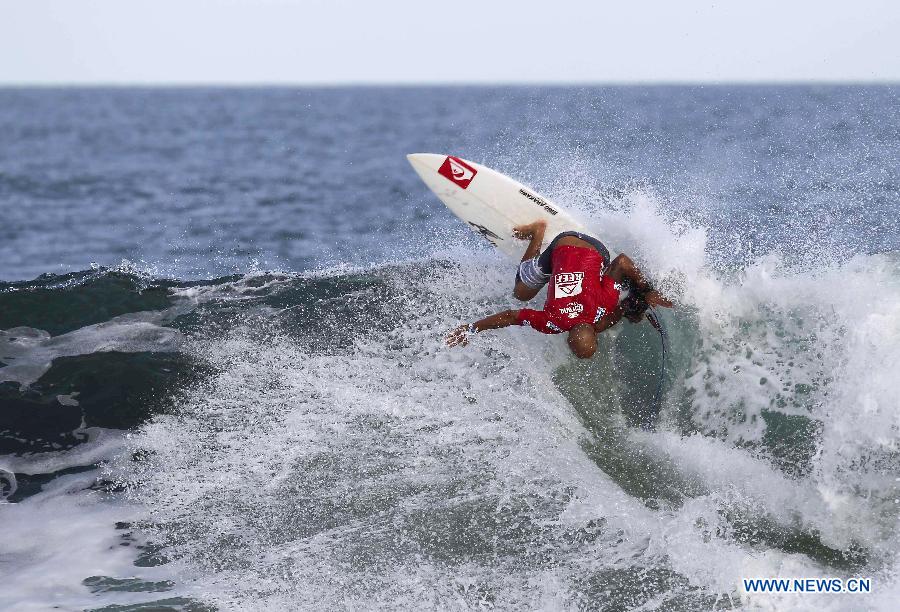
xmin=607 ymin=254 xmax=673 ymax=308
xmin=446 ymin=310 xmax=521 ymax=347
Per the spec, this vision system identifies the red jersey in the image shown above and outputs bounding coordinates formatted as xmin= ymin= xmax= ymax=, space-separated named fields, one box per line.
xmin=516 ymin=245 xmax=620 ymax=334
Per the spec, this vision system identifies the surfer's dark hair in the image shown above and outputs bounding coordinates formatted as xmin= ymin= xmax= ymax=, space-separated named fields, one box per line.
xmin=622 ymin=292 xmax=650 ymax=320
xmin=621 ymin=278 xmax=656 ymax=321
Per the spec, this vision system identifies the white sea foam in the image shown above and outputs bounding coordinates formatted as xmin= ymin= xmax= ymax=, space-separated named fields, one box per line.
xmin=0 ymin=314 xmax=183 ymax=388
xmin=0 ymin=469 xmax=187 ymax=611
xmin=0 ymin=427 xmax=124 ymax=475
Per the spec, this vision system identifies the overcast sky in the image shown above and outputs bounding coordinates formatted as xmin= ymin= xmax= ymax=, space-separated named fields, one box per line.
xmin=2 ymin=0 xmax=899 ymax=84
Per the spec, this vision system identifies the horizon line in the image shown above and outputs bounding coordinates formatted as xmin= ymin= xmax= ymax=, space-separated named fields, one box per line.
xmin=1 ymin=78 xmax=898 ymax=89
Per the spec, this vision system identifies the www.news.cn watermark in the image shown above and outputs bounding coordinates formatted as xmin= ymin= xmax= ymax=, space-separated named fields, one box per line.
xmin=743 ymin=577 xmax=872 ymax=594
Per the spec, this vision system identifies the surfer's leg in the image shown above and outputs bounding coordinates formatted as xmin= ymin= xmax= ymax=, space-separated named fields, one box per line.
xmin=513 ymin=220 xmax=547 ymax=262
xmin=514 ymin=272 xmax=543 ymax=301
xmin=513 ymin=221 xmax=549 ymax=301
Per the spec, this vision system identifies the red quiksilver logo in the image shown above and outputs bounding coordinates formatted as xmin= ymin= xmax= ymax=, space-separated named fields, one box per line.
xmin=438 ymin=156 xmax=477 ymax=189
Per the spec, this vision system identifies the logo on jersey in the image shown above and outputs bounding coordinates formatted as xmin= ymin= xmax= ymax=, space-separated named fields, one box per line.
xmin=554 ymin=271 xmax=584 ymax=298
xmin=558 ymin=303 xmax=584 ymax=319
xmin=438 ymin=156 xmax=477 ymax=189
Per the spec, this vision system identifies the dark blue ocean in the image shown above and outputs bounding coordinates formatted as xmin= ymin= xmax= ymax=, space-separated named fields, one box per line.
xmin=1 ymin=86 xmax=899 ymax=610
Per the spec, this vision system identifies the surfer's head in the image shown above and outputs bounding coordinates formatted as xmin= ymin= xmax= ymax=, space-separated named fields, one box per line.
xmin=567 ymin=323 xmax=596 ymax=359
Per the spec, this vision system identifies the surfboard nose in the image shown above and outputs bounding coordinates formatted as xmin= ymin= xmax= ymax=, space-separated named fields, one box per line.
xmin=406 ymin=153 xmax=446 ymax=172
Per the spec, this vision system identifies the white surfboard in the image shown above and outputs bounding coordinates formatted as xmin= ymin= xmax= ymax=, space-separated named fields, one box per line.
xmin=407 ymin=153 xmax=589 ymax=259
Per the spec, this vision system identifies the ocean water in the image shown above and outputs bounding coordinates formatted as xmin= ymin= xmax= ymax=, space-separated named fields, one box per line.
xmin=1 ymin=85 xmax=899 ymax=611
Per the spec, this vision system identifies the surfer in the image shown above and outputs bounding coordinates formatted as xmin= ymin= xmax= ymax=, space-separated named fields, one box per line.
xmin=446 ymin=220 xmax=672 ymax=359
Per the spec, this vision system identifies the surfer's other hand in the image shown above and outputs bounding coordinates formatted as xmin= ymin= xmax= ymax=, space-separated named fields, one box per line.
xmin=646 ymin=291 xmax=673 ymax=308
xmin=446 ymin=325 xmax=470 ymax=347
xmin=513 ymin=220 xmax=547 ymax=240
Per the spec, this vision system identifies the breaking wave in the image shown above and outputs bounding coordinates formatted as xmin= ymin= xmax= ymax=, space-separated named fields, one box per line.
xmin=2 ymin=192 xmax=899 ymax=610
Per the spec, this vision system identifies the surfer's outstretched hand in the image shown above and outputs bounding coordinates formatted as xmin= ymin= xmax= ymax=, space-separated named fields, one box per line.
xmin=513 ymin=219 xmax=547 ymax=240
xmin=446 ymin=325 xmax=470 ymax=347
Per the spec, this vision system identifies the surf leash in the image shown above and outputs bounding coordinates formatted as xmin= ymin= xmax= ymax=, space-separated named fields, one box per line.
xmin=645 ymin=306 xmax=669 ymax=423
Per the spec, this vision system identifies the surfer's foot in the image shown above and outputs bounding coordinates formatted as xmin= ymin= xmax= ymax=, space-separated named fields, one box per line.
xmin=513 ymin=220 xmax=547 ymax=240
